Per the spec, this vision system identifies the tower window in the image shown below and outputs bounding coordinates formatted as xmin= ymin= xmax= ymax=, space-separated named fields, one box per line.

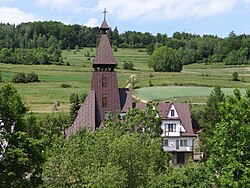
xmin=102 ymin=74 xmax=107 ymax=87
xmin=102 ymin=94 xmax=107 ymax=108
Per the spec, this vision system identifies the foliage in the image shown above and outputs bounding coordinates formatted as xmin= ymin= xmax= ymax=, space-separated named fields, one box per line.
xmin=149 ymin=46 xmax=182 ymax=72
xmin=0 ymin=47 xmax=63 ymax=65
xmin=12 ymin=72 xmax=39 ymax=83
xmin=12 ymin=72 xmax=27 ymax=83
xmin=69 ymin=92 xmax=87 ymax=123
xmin=42 ymin=104 xmax=169 ymax=187
xmin=60 ymin=83 xmax=71 ymax=88
xmin=232 ymin=71 xmax=240 ymax=81
xmin=199 ymin=86 xmax=225 ymax=159
xmin=0 ymin=84 xmax=44 ymax=188
xmin=207 ymin=89 xmax=250 ymax=187
xmin=126 ymin=74 xmax=138 ymax=89
xmin=123 ymin=61 xmax=134 ymax=70
xmin=0 ymin=71 xmax=2 ymax=82
xmin=26 ymin=72 xmax=39 ymax=82
xmin=106 ymin=103 xmax=163 ymax=138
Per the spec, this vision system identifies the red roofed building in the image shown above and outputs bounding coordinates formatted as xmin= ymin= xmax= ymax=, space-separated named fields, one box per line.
xmin=65 ymin=18 xmax=195 ymax=164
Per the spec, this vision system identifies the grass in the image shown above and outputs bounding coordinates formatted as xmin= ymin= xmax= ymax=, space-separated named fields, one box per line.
xmin=0 ymin=48 xmax=249 ymax=113
xmin=135 ymin=86 xmax=248 ymax=102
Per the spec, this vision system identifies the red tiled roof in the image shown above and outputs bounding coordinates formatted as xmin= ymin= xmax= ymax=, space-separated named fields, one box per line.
xmin=65 ymin=90 xmax=96 ymax=138
xmin=93 ymin=34 xmax=116 ymax=65
xmin=119 ymin=88 xmax=132 ymax=112
xmin=158 ymin=102 xmax=171 ymax=118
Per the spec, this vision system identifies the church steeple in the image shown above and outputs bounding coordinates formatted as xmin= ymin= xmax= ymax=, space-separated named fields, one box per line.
xmin=91 ymin=10 xmax=121 ymax=127
xmin=93 ymin=8 xmax=116 ymax=71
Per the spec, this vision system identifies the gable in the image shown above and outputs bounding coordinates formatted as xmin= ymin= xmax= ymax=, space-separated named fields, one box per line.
xmin=167 ymin=104 xmax=179 ymax=118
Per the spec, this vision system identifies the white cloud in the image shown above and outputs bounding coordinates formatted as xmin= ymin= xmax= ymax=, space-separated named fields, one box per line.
xmin=95 ymin=0 xmax=237 ymax=21
xmin=84 ymin=18 xmax=100 ymax=27
xmin=0 ymin=7 xmax=40 ymax=24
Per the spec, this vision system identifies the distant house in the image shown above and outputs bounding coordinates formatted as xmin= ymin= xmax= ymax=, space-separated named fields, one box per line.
xmin=65 ymin=18 xmax=195 ymax=164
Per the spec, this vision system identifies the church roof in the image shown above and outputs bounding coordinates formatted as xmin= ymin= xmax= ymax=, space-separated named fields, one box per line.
xmin=119 ymin=88 xmax=133 ymax=112
xmin=100 ymin=20 xmax=109 ymax=30
xmin=65 ymin=90 xmax=96 ymax=138
xmin=93 ymin=34 xmax=116 ymax=65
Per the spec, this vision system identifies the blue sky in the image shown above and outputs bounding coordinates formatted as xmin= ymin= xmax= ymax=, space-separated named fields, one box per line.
xmin=1 ymin=0 xmax=250 ymax=37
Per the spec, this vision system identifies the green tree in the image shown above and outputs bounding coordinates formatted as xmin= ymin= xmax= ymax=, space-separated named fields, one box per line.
xmin=148 ymin=46 xmax=182 ymax=72
xmin=69 ymin=93 xmax=80 ymax=123
xmin=199 ymin=86 xmax=225 ymax=160
xmin=12 ymin=72 xmax=27 ymax=83
xmin=208 ymin=89 xmax=250 ymax=187
xmin=42 ymin=104 xmax=169 ymax=187
xmin=0 ymin=84 xmax=43 ymax=188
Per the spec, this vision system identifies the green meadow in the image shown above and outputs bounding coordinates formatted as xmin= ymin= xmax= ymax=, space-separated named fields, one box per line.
xmin=0 ymin=48 xmax=249 ymax=112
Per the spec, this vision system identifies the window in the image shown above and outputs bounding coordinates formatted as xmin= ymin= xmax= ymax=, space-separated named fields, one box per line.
xmin=168 ymin=124 xmax=176 ymax=132
xmin=162 ymin=139 xmax=168 ymax=147
xmin=102 ymin=74 xmax=107 ymax=87
xmin=171 ymin=109 xmax=175 ymax=117
xmin=102 ymin=94 xmax=107 ymax=108
xmin=180 ymin=140 xmax=188 ymax=146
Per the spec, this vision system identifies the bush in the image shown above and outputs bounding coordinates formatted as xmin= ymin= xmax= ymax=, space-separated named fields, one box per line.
xmin=60 ymin=83 xmax=71 ymax=88
xmin=113 ymin=46 xmax=118 ymax=52
xmin=0 ymin=72 xmax=2 ymax=82
xmin=27 ymin=72 xmax=39 ymax=82
xmin=123 ymin=61 xmax=134 ymax=70
xmin=12 ymin=72 xmax=27 ymax=83
xmin=12 ymin=72 xmax=40 ymax=83
xmin=232 ymin=71 xmax=240 ymax=81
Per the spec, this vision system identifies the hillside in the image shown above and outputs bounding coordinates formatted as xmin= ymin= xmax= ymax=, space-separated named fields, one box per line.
xmin=0 ymin=47 xmax=249 ymax=112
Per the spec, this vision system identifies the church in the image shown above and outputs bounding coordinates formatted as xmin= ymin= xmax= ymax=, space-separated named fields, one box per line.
xmin=65 ymin=16 xmax=195 ymax=164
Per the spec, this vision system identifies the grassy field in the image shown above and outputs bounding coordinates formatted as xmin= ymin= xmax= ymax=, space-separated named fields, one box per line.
xmin=135 ymin=86 xmax=248 ymax=102
xmin=0 ymin=47 xmax=249 ymax=112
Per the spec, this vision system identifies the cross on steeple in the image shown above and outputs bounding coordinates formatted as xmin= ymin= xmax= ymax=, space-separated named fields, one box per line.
xmin=102 ymin=8 xmax=108 ymax=20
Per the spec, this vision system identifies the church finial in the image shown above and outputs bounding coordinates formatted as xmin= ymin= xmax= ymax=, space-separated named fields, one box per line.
xmin=102 ymin=8 xmax=108 ymax=20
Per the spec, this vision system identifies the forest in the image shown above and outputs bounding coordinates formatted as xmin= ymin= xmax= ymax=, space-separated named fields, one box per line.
xmin=0 ymin=21 xmax=250 ymax=67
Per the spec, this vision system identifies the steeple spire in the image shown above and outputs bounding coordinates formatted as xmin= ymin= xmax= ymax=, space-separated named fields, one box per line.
xmin=102 ymin=8 xmax=108 ymax=20
xmin=100 ymin=8 xmax=109 ymax=34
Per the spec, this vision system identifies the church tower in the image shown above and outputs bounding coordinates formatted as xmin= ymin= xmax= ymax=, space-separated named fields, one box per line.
xmin=65 ymin=10 xmax=132 ymax=138
xmin=91 ymin=18 xmax=121 ymax=127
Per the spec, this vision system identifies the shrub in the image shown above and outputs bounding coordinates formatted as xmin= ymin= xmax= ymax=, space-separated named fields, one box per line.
xmin=113 ymin=46 xmax=118 ymax=52
xmin=60 ymin=83 xmax=71 ymax=88
xmin=123 ymin=61 xmax=134 ymax=70
xmin=232 ymin=71 xmax=240 ymax=81
xmin=27 ymin=72 xmax=39 ymax=82
xmin=0 ymin=72 xmax=2 ymax=82
xmin=12 ymin=72 xmax=40 ymax=83
xmin=12 ymin=72 xmax=27 ymax=83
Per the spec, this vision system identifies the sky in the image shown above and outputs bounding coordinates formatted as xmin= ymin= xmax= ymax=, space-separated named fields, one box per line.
xmin=1 ymin=0 xmax=250 ymax=37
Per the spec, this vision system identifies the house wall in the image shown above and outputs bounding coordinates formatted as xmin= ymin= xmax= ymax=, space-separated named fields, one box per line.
xmin=162 ymin=137 xmax=193 ymax=152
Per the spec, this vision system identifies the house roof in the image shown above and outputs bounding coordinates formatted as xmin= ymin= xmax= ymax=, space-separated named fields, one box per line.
xmin=136 ymin=101 xmax=195 ymax=137
xmin=93 ymin=34 xmax=116 ymax=65
xmin=65 ymin=90 xmax=96 ymax=138
xmin=174 ymin=103 xmax=195 ymax=137
xmin=119 ymin=88 xmax=133 ymax=112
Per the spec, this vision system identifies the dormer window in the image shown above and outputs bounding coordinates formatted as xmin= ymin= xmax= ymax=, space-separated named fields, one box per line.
xmin=171 ymin=109 xmax=175 ymax=117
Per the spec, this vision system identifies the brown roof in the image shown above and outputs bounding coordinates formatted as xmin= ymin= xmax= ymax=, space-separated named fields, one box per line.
xmin=119 ymin=88 xmax=133 ymax=112
xmin=65 ymin=90 xmax=96 ymax=138
xmin=135 ymin=102 xmax=147 ymax=111
xmin=174 ymin=103 xmax=195 ymax=137
xmin=93 ymin=34 xmax=116 ymax=65
xmin=100 ymin=20 xmax=109 ymax=30
xmin=137 ymin=102 xmax=195 ymax=137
